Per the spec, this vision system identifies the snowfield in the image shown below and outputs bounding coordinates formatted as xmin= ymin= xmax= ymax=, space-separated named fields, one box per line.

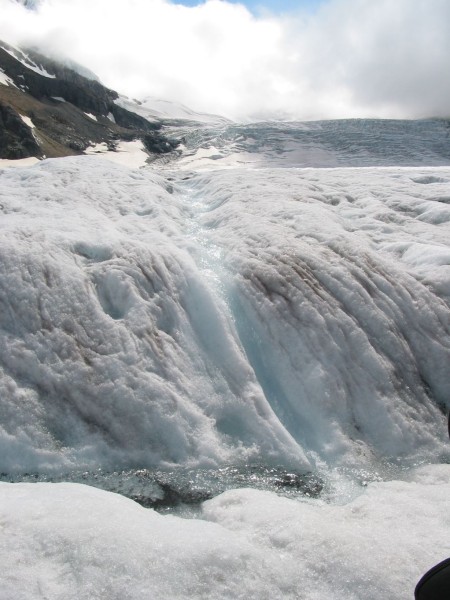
xmin=1 ymin=118 xmax=450 ymax=598
xmin=1 ymin=465 xmax=450 ymax=600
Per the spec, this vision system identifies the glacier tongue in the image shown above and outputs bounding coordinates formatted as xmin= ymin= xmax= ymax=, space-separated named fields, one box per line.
xmin=0 ymin=155 xmax=449 ymax=477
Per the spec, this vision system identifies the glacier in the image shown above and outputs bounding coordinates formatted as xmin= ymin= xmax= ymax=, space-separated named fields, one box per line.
xmin=1 ymin=118 xmax=450 ymax=598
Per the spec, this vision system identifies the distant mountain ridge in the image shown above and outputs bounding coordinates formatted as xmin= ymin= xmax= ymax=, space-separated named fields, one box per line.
xmin=0 ymin=41 xmax=179 ymax=160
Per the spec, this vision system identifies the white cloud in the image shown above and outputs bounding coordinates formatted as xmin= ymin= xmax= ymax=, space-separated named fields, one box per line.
xmin=0 ymin=0 xmax=449 ymax=120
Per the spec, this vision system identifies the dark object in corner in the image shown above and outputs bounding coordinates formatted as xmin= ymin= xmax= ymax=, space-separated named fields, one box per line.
xmin=415 ymin=558 xmax=450 ymax=600
xmin=415 ymin=412 xmax=450 ymax=599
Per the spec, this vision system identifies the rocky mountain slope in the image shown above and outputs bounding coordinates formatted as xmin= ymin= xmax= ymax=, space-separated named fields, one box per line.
xmin=0 ymin=41 xmax=178 ymax=160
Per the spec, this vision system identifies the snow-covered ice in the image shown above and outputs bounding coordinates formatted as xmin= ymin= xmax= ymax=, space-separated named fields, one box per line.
xmin=1 ymin=117 xmax=450 ymax=598
xmin=115 ymin=94 xmax=231 ymax=125
xmin=0 ymin=156 xmax=40 ymax=168
xmin=1 ymin=157 xmax=449 ymax=475
xmin=187 ymin=166 xmax=450 ymax=469
xmin=0 ymin=157 xmax=306 ymax=474
xmin=1 ymin=464 xmax=450 ymax=600
xmin=84 ymin=140 xmax=149 ymax=169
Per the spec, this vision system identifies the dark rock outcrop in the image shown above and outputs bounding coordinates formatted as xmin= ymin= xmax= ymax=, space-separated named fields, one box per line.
xmin=0 ymin=42 xmax=178 ymax=160
xmin=0 ymin=101 xmax=41 ymax=159
xmin=142 ymin=131 xmax=180 ymax=154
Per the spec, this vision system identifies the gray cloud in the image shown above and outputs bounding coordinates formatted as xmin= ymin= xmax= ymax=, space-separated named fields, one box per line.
xmin=0 ymin=0 xmax=449 ymax=120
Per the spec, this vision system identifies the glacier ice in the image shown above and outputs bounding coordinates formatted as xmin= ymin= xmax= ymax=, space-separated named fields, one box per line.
xmin=0 ymin=157 xmax=306 ymax=473
xmin=1 ymin=118 xmax=450 ymax=600
xmin=0 ymin=156 xmax=449 ymax=476
xmin=187 ymin=166 xmax=450 ymax=469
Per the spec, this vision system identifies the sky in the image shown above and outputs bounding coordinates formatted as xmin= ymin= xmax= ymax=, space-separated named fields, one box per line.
xmin=0 ymin=0 xmax=449 ymax=121
xmin=175 ymin=0 xmax=325 ymax=14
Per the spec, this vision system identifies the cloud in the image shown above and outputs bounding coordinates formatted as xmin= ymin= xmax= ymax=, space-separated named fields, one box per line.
xmin=0 ymin=0 xmax=449 ymax=120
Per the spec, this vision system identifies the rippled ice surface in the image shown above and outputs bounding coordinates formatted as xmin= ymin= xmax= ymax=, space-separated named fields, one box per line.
xmin=174 ymin=118 xmax=450 ymax=169
xmin=1 ymin=156 xmax=449 ymax=480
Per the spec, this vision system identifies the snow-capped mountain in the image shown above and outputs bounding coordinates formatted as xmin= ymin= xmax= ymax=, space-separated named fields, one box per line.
xmin=0 ymin=39 xmax=234 ymax=162
xmin=0 ymin=41 xmax=179 ymax=160
xmin=116 ymin=94 xmax=231 ymax=126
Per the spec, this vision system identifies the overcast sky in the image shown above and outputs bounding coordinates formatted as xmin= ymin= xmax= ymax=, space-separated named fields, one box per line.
xmin=1 ymin=0 xmax=449 ymax=121
xmin=176 ymin=0 xmax=325 ymax=13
